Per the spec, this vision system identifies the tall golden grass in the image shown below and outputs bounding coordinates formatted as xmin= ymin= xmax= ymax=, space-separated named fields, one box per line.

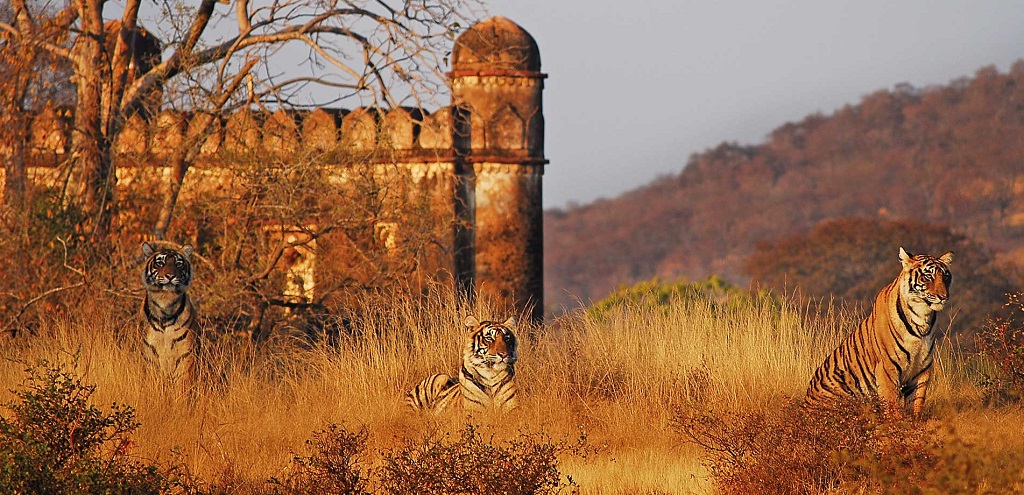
xmin=1 ymin=287 xmax=1020 ymax=494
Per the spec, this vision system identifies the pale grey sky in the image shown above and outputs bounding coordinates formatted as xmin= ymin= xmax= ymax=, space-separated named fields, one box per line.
xmin=485 ymin=1 xmax=1024 ymax=208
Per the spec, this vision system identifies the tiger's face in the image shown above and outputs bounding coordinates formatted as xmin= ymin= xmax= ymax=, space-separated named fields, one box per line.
xmin=464 ymin=315 xmax=518 ymax=371
xmin=899 ymin=247 xmax=953 ymax=311
xmin=142 ymin=242 xmax=194 ymax=295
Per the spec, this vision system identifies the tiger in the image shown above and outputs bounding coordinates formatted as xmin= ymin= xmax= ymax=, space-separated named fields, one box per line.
xmin=407 ymin=315 xmax=519 ymax=413
xmin=140 ymin=242 xmax=201 ymax=383
xmin=805 ymin=247 xmax=953 ymax=417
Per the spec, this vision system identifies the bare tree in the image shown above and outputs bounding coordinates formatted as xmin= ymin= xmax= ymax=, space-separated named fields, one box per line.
xmin=0 ymin=4 xmax=35 ymax=210
xmin=0 ymin=1 xmax=73 ymax=210
xmin=1 ymin=0 xmax=482 ymax=240
xmin=158 ymin=136 xmax=455 ymax=340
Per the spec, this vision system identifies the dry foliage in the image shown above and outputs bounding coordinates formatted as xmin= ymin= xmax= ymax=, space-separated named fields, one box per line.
xmin=376 ymin=425 xmax=581 ymax=495
xmin=674 ymin=399 xmax=931 ymax=495
xmin=269 ymin=424 xmax=370 ymax=495
xmin=0 ymin=0 xmax=483 ymax=238
xmin=545 ymin=64 xmax=1024 ymax=312
xmin=977 ymin=292 xmax=1024 ymax=404
xmin=0 ymin=362 xmax=168 ymax=494
xmin=675 ymin=397 xmax=1024 ymax=495
xmin=745 ymin=217 xmax=1021 ymax=340
xmin=0 ymin=149 xmax=453 ymax=343
xmin=2 ymin=282 xmax=1023 ymax=494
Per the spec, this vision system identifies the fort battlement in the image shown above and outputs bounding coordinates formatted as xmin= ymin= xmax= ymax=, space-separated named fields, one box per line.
xmin=3 ymin=16 xmax=548 ymax=322
xmin=19 ymin=102 xmax=543 ymax=170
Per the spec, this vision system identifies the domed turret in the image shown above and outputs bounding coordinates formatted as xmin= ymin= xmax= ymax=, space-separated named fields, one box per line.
xmin=450 ymin=16 xmax=545 ymax=156
xmin=452 ymin=16 xmax=541 ymax=74
xmin=449 ymin=17 xmax=546 ymax=323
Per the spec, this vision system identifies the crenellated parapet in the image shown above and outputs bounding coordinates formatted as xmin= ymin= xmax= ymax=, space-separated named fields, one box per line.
xmin=5 ymin=16 xmax=548 ymax=321
xmin=20 ymin=103 xmax=542 ymax=169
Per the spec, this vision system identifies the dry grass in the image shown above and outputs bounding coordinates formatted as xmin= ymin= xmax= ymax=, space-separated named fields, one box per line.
xmin=1 ymin=288 xmax=1022 ymax=494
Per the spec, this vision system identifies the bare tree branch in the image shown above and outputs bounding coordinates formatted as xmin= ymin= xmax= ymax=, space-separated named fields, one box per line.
xmin=0 ymin=21 xmax=72 ymax=59
xmin=1 ymin=237 xmax=87 ymax=334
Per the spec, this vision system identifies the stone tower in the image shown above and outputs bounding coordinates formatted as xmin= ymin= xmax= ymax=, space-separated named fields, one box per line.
xmin=1 ymin=16 xmax=549 ymax=324
xmin=450 ymin=17 xmax=546 ymax=323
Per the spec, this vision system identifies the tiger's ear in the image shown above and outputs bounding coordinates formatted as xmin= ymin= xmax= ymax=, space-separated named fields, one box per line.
xmin=464 ymin=315 xmax=479 ymax=328
xmin=899 ymin=247 xmax=913 ymax=268
xmin=939 ymin=251 xmax=954 ymax=265
xmin=142 ymin=242 xmax=155 ymax=258
xmin=181 ymin=244 xmax=194 ymax=260
xmin=502 ymin=316 xmax=516 ymax=329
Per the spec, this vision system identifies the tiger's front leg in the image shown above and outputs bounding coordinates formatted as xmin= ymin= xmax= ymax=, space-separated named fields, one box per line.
xmin=874 ymin=362 xmax=903 ymax=417
xmin=908 ymin=368 xmax=931 ymax=418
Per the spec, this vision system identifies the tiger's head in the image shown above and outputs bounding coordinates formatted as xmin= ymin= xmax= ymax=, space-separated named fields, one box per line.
xmin=899 ymin=247 xmax=954 ymax=312
xmin=463 ymin=315 xmax=518 ymax=371
xmin=142 ymin=242 xmax=194 ymax=295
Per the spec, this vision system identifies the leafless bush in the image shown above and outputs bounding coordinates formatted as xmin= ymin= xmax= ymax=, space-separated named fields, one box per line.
xmin=674 ymin=397 xmax=1024 ymax=494
xmin=977 ymin=292 xmax=1024 ymax=405
xmin=376 ymin=425 xmax=582 ymax=495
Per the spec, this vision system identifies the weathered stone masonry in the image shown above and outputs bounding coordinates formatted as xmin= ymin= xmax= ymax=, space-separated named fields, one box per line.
xmin=1 ymin=17 xmax=547 ymax=322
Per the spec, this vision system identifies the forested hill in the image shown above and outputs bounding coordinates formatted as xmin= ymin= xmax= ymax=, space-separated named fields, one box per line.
xmin=544 ymin=63 xmax=1024 ymax=310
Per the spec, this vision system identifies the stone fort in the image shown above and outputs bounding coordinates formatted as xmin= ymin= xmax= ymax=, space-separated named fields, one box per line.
xmin=4 ymin=16 xmax=547 ymax=322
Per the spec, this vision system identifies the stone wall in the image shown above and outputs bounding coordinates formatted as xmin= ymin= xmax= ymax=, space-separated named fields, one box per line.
xmin=1 ymin=15 xmax=549 ymax=321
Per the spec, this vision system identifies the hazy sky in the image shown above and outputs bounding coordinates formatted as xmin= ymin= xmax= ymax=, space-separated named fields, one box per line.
xmin=484 ymin=1 xmax=1024 ymax=208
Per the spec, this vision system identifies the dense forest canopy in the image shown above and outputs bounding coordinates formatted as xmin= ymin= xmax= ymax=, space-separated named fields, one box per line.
xmin=545 ymin=62 xmax=1024 ymax=324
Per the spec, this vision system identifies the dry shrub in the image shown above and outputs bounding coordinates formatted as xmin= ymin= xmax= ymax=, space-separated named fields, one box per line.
xmin=0 ymin=361 xmax=169 ymax=495
xmin=269 ymin=424 xmax=369 ymax=495
xmin=377 ymin=424 xmax=582 ymax=495
xmin=269 ymin=422 xmax=584 ymax=495
xmin=673 ymin=398 xmax=929 ymax=495
xmin=674 ymin=398 xmax=1024 ymax=495
xmin=0 ymin=359 xmax=582 ymax=495
xmin=0 ymin=192 xmax=140 ymax=339
xmin=976 ymin=292 xmax=1024 ymax=404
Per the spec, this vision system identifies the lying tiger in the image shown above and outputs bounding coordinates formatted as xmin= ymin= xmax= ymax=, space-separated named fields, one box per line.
xmin=407 ymin=315 xmax=519 ymax=413
xmin=805 ymin=247 xmax=953 ymax=417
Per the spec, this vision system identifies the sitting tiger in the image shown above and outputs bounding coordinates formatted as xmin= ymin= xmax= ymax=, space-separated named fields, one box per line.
xmin=805 ymin=247 xmax=953 ymax=417
xmin=140 ymin=242 xmax=201 ymax=383
xmin=407 ymin=315 xmax=519 ymax=413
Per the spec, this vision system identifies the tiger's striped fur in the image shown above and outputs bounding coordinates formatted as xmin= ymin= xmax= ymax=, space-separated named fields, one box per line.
xmin=140 ymin=242 xmax=200 ymax=383
xmin=805 ymin=247 xmax=953 ymax=417
xmin=406 ymin=373 xmax=461 ymax=413
xmin=407 ymin=315 xmax=519 ymax=413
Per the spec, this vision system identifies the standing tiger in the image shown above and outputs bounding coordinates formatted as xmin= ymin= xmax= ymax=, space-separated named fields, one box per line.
xmin=140 ymin=242 xmax=201 ymax=383
xmin=805 ymin=247 xmax=953 ymax=417
xmin=407 ymin=315 xmax=519 ymax=413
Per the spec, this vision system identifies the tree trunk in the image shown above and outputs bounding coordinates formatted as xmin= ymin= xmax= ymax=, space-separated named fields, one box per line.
xmin=70 ymin=0 xmax=115 ymax=240
xmin=153 ymin=151 xmax=188 ymax=239
xmin=73 ymin=64 xmax=116 ymax=240
xmin=1 ymin=5 xmax=34 ymax=212
xmin=3 ymin=121 xmax=28 ymax=210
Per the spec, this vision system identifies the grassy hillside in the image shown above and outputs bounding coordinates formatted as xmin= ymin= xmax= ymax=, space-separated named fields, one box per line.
xmin=545 ymin=63 xmax=1024 ymax=312
xmin=2 ymin=288 xmax=1022 ymax=493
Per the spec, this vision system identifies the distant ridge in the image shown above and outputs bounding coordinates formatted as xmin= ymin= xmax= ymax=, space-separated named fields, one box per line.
xmin=545 ymin=62 xmax=1024 ymax=310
